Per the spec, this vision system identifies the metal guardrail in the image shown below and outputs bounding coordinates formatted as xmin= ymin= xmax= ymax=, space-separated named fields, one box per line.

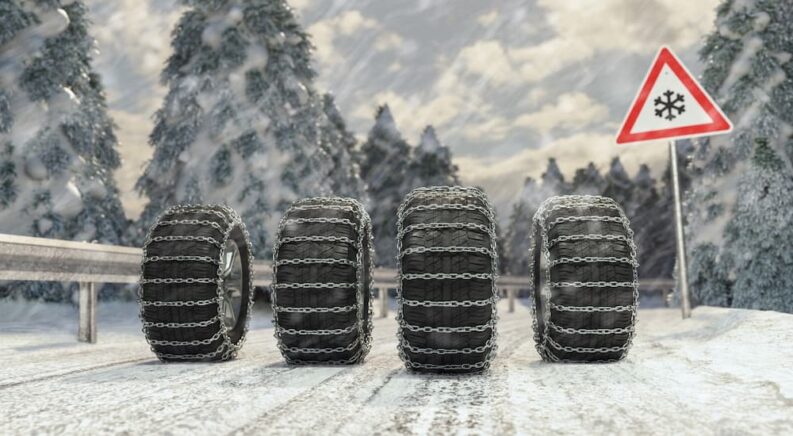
xmin=0 ymin=233 xmax=675 ymax=343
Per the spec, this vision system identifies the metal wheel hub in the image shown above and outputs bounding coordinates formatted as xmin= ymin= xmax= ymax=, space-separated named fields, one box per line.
xmin=220 ymin=239 xmax=243 ymax=330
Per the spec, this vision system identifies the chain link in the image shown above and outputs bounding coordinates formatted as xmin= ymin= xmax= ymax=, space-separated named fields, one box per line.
xmin=276 ymin=324 xmax=357 ymax=335
xmin=140 ymin=298 xmax=218 ymax=307
xmin=549 ymin=215 xmax=629 ymax=227
xmin=273 ymin=305 xmax=357 ymax=313
xmin=140 ymin=277 xmax=219 ymax=285
xmin=154 ymin=349 xmax=224 ymax=361
xmin=402 ymin=336 xmax=496 ymax=355
xmin=550 ymin=281 xmax=638 ymax=288
xmin=275 ymin=258 xmax=356 ymax=267
xmin=283 ymin=217 xmax=357 ymax=228
xmin=399 ymin=222 xmax=492 ymax=238
xmin=548 ymin=233 xmax=630 ymax=247
xmin=405 ymin=360 xmax=488 ymax=371
xmin=549 ymin=256 xmax=639 ymax=268
xmin=143 ymin=316 xmax=220 ymax=328
xmin=155 ymin=219 xmax=225 ymax=232
xmin=550 ymin=302 xmax=635 ymax=312
xmin=278 ymin=235 xmax=356 ymax=245
xmin=402 ymin=298 xmax=495 ymax=307
xmin=149 ymin=235 xmax=222 ymax=248
xmin=546 ymin=336 xmax=630 ymax=354
xmin=548 ymin=322 xmax=634 ymax=335
xmin=273 ymin=282 xmax=357 ymax=289
xmin=278 ymin=338 xmax=361 ymax=354
xmin=400 ymin=245 xmax=494 ymax=258
xmin=144 ymin=255 xmax=220 ymax=264
xmin=164 ymin=206 xmax=231 ymax=225
xmin=402 ymin=272 xmax=494 ymax=281
xmin=289 ymin=204 xmax=356 ymax=214
xmin=402 ymin=320 xmax=495 ymax=333
xmin=147 ymin=331 xmax=223 ymax=347
xmin=401 ymin=203 xmax=494 ymax=221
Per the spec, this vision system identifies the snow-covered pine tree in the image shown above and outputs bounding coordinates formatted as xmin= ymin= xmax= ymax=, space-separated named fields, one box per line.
xmin=320 ymin=93 xmax=365 ymax=199
xmin=503 ymin=159 xmax=570 ymax=275
xmin=628 ymin=164 xmax=668 ymax=280
xmin=540 ymin=157 xmax=570 ymax=196
xmin=359 ymin=104 xmax=411 ymax=266
xmin=640 ymin=141 xmax=695 ymax=283
xmin=0 ymin=1 xmax=127 ymax=300
xmin=602 ymin=157 xmax=634 ymax=210
xmin=722 ymin=139 xmax=793 ymax=312
xmin=134 ymin=0 xmax=359 ymax=257
xmin=504 ymin=177 xmax=537 ymax=275
xmin=685 ymin=0 xmax=793 ymax=308
xmin=570 ymin=162 xmax=605 ymax=196
xmin=402 ymin=125 xmax=459 ymax=192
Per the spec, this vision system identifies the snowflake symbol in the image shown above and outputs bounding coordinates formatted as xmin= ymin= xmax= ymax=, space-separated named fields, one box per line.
xmin=654 ymin=90 xmax=686 ymax=121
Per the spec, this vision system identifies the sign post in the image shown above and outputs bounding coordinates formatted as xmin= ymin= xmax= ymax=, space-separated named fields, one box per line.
xmin=616 ymin=46 xmax=732 ymax=319
xmin=669 ymin=140 xmax=691 ymax=318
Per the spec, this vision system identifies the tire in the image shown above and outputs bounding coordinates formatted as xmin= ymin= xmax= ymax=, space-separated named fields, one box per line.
xmin=530 ymin=195 xmax=638 ymax=363
xmin=139 ymin=204 xmax=254 ymax=362
xmin=396 ymin=186 xmax=498 ymax=373
xmin=272 ymin=197 xmax=373 ymax=364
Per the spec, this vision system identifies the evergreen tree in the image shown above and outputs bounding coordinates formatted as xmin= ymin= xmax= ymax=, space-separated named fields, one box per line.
xmin=602 ymin=157 xmax=634 ymax=209
xmin=503 ymin=158 xmax=570 ymax=276
xmin=722 ymin=139 xmax=793 ymax=312
xmin=686 ymin=0 xmax=793 ymax=309
xmin=403 ymin=125 xmax=459 ymax=191
xmin=540 ymin=157 xmax=569 ymax=196
xmin=629 ymin=164 xmax=668 ymax=280
xmin=359 ymin=105 xmax=411 ymax=266
xmin=503 ymin=191 xmax=532 ymax=275
xmin=133 ymin=0 xmax=358 ymax=257
xmin=320 ymin=93 xmax=365 ymax=199
xmin=0 ymin=1 xmax=127 ymax=300
xmin=571 ymin=162 xmax=605 ymax=196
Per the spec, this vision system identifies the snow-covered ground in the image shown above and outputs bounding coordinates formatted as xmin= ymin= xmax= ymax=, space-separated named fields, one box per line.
xmin=1 ymin=299 xmax=791 ymax=435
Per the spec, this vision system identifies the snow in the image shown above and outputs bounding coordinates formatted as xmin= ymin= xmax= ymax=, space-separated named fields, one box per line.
xmin=418 ymin=126 xmax=441 ymax=152
xmin=1 ymin=299 xmax=791 ymax=434
xmin=37 ymin=8 xmax=71 ymax=38
xmin=51 ymin=180 xmax=84 ymax=219
xmin=24 ymin=156 xmax=48 ymax=181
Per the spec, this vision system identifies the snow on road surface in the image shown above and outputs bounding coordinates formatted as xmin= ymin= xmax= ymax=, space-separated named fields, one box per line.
xmin=1 ymin=299 xmax=792 ymax=435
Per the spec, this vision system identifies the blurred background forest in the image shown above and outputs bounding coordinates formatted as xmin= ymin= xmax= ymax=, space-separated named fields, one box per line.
xmin=0 ymin=0 xmax=791 ymax=312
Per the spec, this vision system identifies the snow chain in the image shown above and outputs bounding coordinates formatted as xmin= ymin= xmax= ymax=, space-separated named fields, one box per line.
xmin=271 ymin=197 xmax=374 ymax=365
xmin=530 ymin=195 xmax=639 ymax=363
xmin=396 ymin=186 xmax=500 ymax=372
xmin=138 ymin=204 xmax=255 ymax=362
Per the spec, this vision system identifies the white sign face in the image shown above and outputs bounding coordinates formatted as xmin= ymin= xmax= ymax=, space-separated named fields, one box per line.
xmin=617 ymin=46 xmax=732 ymax=144
xmin=631 ymin=64 xmax=713 ymax=133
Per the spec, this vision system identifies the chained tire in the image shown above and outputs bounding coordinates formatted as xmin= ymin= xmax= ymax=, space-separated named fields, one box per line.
xmin=272 ymin=197 xmax=374 ymax=364
xmin=531 ymin=195 xmax=638 ymax=363
xmin=396 ymin=186 xmax=498 ymax=373
xmin=139 ymin=204 xmax=254 ymax=362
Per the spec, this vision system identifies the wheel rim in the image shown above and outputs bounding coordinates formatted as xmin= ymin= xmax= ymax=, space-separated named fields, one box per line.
xmin=220 ymin=239 xmax=244 ymax=330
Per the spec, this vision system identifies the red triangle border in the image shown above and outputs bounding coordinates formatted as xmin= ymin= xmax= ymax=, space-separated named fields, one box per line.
xmin=616 ymin=46 xmax=732 ymax=144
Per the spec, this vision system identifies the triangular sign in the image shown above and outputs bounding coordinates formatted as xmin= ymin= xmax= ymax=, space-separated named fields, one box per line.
xmin=616 ymin=46 xmax=732 ymax=144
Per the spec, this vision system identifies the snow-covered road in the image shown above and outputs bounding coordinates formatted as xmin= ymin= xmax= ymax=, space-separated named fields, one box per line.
xmin=1 ymin=300 xmax=792 ymax=435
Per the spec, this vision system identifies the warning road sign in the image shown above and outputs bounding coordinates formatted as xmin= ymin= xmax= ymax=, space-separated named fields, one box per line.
xmin=616 ymin=46 xmax=732 ymax=144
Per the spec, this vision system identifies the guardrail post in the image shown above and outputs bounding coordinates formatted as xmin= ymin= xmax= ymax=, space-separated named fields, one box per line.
xmin=508 ymin=288 xmax=516 ymax=313
xmin=380 ymin=288 xmax=388 ymax=318
xmin=78 ymin=281 xmax=97 ymax=343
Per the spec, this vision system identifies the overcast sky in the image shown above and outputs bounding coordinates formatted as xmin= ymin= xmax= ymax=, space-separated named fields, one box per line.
xmin=86 ymin=0 xmax=721 ymax=217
